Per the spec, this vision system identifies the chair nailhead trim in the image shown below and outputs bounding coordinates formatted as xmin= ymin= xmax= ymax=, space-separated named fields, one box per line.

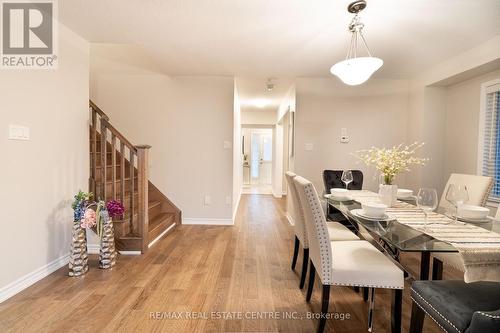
xmin=411 ymin=288 xmax=462 ymax=333
xmin=332 ymin=282 xmax=403 ymax=289
xmin=476 ymin=311 xmax=500 ymax=319
xmin=410 ymin=296 xmax=450 ymax=333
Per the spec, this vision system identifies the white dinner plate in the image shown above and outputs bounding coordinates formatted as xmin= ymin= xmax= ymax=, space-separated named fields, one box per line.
xmin=352 ymin=209 xmax=394 ymax=221
xmin=446 ymin=214 xmax=491 ymax=224
xmin=324 ymin=194 xmax=352 ymax=202
xmin=397 ymin=195 xmax=416 ymax=201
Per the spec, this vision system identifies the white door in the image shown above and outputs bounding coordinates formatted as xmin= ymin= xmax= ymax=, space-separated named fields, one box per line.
xmin=250 ymin=130 xmax=273 ymax=185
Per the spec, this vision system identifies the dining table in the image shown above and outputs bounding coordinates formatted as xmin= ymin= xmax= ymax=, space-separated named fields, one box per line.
xmin=325 ymin=190 xmax=500 ymax=281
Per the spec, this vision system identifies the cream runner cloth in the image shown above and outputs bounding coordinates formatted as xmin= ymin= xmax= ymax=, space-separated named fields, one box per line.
xmin=348 ymin=190 xmax=500 ymax=282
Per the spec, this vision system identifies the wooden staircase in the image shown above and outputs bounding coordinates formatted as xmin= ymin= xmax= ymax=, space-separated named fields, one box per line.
xmin=89 ymin=101 xmax=181 ymax=253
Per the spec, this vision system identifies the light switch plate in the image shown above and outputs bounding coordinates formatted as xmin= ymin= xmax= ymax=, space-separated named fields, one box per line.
xmin=9 ymin=125 xmax=30 ymax=140
xmin=305 ymin=143 xmax=314 ymax=151
xmin=204 ymin=195 xmax=211 ymax=206
xmin=340 ymin=127 xmax=349 ymax=143
xmin=223 ymin=141 xmax=232 ymax=149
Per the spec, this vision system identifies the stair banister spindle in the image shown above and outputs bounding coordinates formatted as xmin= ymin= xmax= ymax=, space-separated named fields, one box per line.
xmin=136 ymin=145 xmax=151 ymax=253
xmin=100 ymin=119 xmax=108 ymax=201
xmin=129 ymin=151 xmax=135 ymax=234
xmin=90 ymin=107 xmax=97 ymax=194
xmin=120 ymin=142 xmax=125 ymax=215
xmin=111 ymin=134 xmax=117 ymax=199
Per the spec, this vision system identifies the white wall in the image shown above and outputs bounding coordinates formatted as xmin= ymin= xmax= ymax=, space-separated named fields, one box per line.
xmin=294 ymin=78 xmax=412 ymax=193
xmin=406 ymin=87 xmax=448 ymax=194
xmin=241 ymin=110 xmax=276 ymax=125
xmin=444 ymin=69 xmax=500 ymax=179
xmin=406 ymin=33 xmax=500 ymax=196
xmin=0 ymin=26 xmax=89 ymax=301
xmin=232 ymin=85 xmax=242 ymax=220
xmin=91 ymin=51 xmax=234 ymax=222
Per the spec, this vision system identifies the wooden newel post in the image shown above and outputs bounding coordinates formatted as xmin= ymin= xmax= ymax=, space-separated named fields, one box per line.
xmin=136 ymin=145 xmax=151 ymax=254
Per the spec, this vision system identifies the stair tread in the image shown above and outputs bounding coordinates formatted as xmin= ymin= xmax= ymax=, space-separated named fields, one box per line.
xmin=149 ymin=212 xmax=175 ymax=231
xmin=111 ymin=200 xmax=163 ymax=223
xmin=119 ymin=233 xmax=141 ymax=240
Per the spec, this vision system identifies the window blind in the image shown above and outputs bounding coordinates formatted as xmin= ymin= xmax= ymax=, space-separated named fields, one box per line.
xmin=482 ymin=83 xmax=500 ymax=200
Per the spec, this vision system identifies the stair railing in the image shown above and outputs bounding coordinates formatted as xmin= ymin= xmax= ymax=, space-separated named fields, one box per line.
xmin=89 ymin=100 xmax=151 ymax=253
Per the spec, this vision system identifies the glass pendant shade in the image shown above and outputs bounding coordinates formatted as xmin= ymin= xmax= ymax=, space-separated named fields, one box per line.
xmin=330 ymin=2 xmax=382 ymax=86
xmin=330 ymin=56 xmax=383 ymax=85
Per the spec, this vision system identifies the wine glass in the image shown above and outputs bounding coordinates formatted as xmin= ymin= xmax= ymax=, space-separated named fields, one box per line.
xmin=445 ymin=184 xmax=469 ymax=223
xmin=341 ymin=170 xmax=353 ymax=190
xmin=417 ymin=188 xmax=438 ymax=230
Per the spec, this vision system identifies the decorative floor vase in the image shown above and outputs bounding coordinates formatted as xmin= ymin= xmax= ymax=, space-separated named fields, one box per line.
xmin=68 ymin=223 xmax=89 ymax=277
xmin=99 ymin=219 xmax=117 ymax=269
xmin=379 ymin=184 xmax=398 ymax=207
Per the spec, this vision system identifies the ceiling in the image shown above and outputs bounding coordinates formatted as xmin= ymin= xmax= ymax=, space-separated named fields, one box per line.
xmin=236 ymin=77 xmax=293 ymax=113
xmin=60 ymin=0 xmax=500 ymax=78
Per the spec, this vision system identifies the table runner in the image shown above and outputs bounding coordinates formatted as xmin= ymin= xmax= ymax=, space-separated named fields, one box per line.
xmin=347 ymin=190 xmax=500 ymax=282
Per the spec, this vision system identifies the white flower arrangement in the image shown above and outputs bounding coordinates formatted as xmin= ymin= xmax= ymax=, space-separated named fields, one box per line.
xmin=353 ymin=142 xmax=428 ymax=185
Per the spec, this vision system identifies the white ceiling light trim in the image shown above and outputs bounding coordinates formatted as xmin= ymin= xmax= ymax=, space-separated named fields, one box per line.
xmin=330 ymin=0 xmax=383 ymax=85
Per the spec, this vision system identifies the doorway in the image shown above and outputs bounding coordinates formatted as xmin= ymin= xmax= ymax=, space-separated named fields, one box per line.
xmin=242 ymin=128 xmax=273 ymax=194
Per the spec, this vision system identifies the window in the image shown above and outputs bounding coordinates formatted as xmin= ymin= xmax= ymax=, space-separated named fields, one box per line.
xmin=479 ymin=80 xmax=500 ymax=201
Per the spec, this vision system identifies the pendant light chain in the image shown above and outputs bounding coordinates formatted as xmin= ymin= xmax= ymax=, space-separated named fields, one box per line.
xmin=330 ymin=0 xmax=383 ymax=85
xmin=345 ymin=14 xmax=373 ymax=60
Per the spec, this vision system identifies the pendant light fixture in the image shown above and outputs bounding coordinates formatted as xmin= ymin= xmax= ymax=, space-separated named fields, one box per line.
xmin=330 ymin=0 xmax=383 ymax=85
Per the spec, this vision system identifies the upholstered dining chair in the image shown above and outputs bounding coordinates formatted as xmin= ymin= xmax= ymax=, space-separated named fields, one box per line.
xmin=410 ymin=280 xmax=500 ymax=333
xmin=285 ymin=172 xmax=360 ymax=290
xmin=323 ymin=169 xmax=364 ymax=192
xmin=437 ymin=173 xmax=493 ymax=214
xmin=294 ymin=176 xmax=404 ymax=333
xmin=432 ymin=173 xmax=494 ymax=279
xmin=323 ymin=170 xmax=364 ymax=227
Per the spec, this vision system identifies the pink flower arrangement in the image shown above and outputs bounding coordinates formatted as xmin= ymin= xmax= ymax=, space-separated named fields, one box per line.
xmin=80 ymin=208 xmax=96 ymax=229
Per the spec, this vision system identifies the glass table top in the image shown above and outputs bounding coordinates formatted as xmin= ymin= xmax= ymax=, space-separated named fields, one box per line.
xmin=326 ymin=197 xmax=500 ymax=253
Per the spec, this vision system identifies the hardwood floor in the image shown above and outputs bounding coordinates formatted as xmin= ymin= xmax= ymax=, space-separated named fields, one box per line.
xmin=0 ymin=194 xmax=460 ymax=332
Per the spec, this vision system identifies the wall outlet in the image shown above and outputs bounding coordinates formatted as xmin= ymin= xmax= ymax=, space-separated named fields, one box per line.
xmin=223 ymin=141 xmax=232 ymax=149
xmin=204 ymin=195 xmax=211 ymax=206
xmin=340 ymin=136 xmax=350 ymax=143
xmin=225 ymin=196 xmax=232 ymax=205
xmin=9 ymin=125 xmax=30 ymax=140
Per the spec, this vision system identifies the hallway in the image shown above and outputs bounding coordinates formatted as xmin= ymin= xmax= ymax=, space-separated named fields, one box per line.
xmin=0 ymin=195 xmax=447 ymax=332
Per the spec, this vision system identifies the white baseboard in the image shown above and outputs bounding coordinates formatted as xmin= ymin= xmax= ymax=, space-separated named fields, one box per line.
xmin=232 ymin=191 xmax=242 ymax=223
xmin=0 ymin=253 xmax=69 ymax=304
xmin=272 ymin=191 xmax=283 ymax=198
xmin=286 ymin=213 xmax=294 ymax=226
xmin=119 ymin=251 xmax=141 ymax=255
xmin=182 ymin=218 xmax=234 ymax=225
xmin=148 ymin=222 xmax=176 ymax=248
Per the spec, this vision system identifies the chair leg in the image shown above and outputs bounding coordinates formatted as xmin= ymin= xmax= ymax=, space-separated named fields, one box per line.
xmin=299 ymin=248 xmax=309 ymax=289
xmin=409 ymin=301 xmax=425 ymax=333
xmin=365 ymin=288 xmax=375 ymax=332
xmin=391 ymin=289 xmax=402 ymax=333
xmin=306 ymin=260 xmax=315 ymax=302
xmin=432 ymin=257 xmax=443 ymax=280
xmin=318 ymin=284 xmax=330 ymax=333
xmin=291 ymin=236 xmax=299 ymax=270
xmin=363 ymin=287 xmax=369 ymax=301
